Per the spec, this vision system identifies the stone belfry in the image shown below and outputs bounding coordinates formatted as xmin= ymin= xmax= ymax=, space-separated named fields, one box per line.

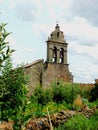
xmin=43 ymin=24 xmax=73 ymax=86
xmin=46 ymin=23 xmax=67 ymax=64
xmin=25 ymin=24 xmax=73 ymax=92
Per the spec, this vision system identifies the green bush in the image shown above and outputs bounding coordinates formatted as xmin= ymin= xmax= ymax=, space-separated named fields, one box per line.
xmin=89 ymin=83 xmax=98 ymax=102
xmin=51 ymin=81 xmax=66 ymax=103
xmin=42 ymin=101 xmax=57 ymax=114
xmin=51 ymin=81 xmax=84 ymax=104
xmin=55 ymin=110 xmax=98 ymax=130
xmin=89 ymin=109 xmax=98 ymax=130
xmin=31 ymin=81 xmax=91 ymax=107
xmin=55 ymin=114 xmax=89 ymax=130
xmin=87 ymin=100 xmax=98 ymax=109
xmin=65 ymin=114 xmax=89 ymax=130
xmin=31 ymin=85 xmax=52 ymax=105
xmin=0 ymin=58 xmax=31 ymax=130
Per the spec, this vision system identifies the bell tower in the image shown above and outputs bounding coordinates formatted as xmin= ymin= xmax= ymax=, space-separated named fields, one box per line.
xmin=43 ymin=24 xmax=73 ymax=87
xmin=46 ymin=24 xmax=68 ymax=64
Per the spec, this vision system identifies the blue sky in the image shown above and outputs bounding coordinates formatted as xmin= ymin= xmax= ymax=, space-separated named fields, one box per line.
xmin=0 ymin=0 xmax=98 ymax=83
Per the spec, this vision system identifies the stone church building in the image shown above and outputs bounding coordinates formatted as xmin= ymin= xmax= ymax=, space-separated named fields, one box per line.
xmin=25 ymin=24 xmax=73 ymax=95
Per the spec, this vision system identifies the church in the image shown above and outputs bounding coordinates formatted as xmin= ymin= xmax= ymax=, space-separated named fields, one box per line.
xmin=25 ymin=24 xmax=73 ymax=95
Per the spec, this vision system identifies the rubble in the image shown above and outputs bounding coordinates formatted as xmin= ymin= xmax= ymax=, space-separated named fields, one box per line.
xmin=26 ymin=107 xmax=97 ymax=130
xmin=0 ymin=107 xmax=96 ymax=130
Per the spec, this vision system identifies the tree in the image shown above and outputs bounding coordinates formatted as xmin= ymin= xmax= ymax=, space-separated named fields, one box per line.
xmin=0 ymin=22 xmax=32 ymax=129
xmin=0 ymin=22 xmax=14 ymax=121
xmin=0 ymin=23 xmax=14 ymax=70
xmin=0 ymin=59 xmax=28 ymax=121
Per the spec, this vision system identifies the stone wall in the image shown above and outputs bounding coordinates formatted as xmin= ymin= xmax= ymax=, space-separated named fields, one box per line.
xmin=43 ymin=62 xmax=73 ymax=87
xmin=26 ymin=107 xmax=97 ymax=130
xmin=25 ymin=59 xmax=44 ymax=96
xmin=25 ymin=59 xmax=73 ymax=95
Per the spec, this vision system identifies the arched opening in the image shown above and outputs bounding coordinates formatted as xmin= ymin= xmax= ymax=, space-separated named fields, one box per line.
xmin=57 ymin=32 xmax=59 ymax=37
xmin=60 ymin=48 xmax=64 ymax=63
xmin=53 ymin=47 xmax=57 ymax=62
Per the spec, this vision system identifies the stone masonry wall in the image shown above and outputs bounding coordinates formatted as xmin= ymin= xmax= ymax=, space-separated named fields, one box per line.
xmin=43 ymin=62 xmax=73 ymax=87
xmin=25 ymin=59 xmax=73 ymax=95
xmin=25 ymin=59 xmax=44 ymax=96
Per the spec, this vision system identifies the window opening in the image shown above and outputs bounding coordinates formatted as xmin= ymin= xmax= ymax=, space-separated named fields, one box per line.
xmin=60 ymin=48 xmax=64 ymax=63
xmin=57 ymin=32 xmax=59 ymax=37
xmin=53 ymin=47 xmax=57 ymax=62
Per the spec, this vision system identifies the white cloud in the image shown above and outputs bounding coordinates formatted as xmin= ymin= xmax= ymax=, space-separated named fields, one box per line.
xmin=0 ymin=0 xmax=3 ymax=3
xmin=22 ymin=47 xmax=37 ymax=52
xmin=15 ymin=2 xmax=38 ymax=21
xmin=71 ymin=0 xmax=98 ymax=26
xmin=73 ymin=63 xmax=98 ymax=83
xmin=42 ymin=0 xmax=72 ymax=19
xmin=61 ymin=16 xmax=98 ymax=43
xmin=32 ymin=23 xmax=53 ymax=36
xmin=68 ymin=39 xmax=98 ymax=83
xmin=32 ymin=16 xmax=98 ymax=47
xmin=9 ymin=0 xmax=72 ymax=22
xmin=69 ymin=41 xmax=98 ymax=59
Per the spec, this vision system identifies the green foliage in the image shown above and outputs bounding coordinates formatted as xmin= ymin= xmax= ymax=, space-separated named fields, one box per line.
xmin=89 ymin=109 xmax=98 ymax=130
xmin=51 ymin=81 xmax=66 ymax=103
xmin=0 ymin=23 xmax=14 ymax=69
xmin=89 ymin=83 xmax=98 ymax=102
xmin=55 ymin=114 xmax=89 ymax=130
xmin=31 ymin=81 xmax=91 ymax=112
xmin=0 ymin=59 xmax=97 ymax=130
xmin=0 ymin=58 xmax=33 ymax=129
xmin=42 ymin=102 xmax=58 ymax=114
xmin=65 ymin=114 xmax=89 ymax=130
xmin=86 ymin=100 xmax=98 ymax=109
xmin=0 ymin=58 xmax=28 ymax=121
xmin=12 ymin=85 xmax=33 ymax=130
xmin=0 ymin=22 xmax=32 ymax=129
xmin=51 ymin=81 xmax=85 ymax=104
xmin=29 ymin=101 xmax=68 ymax=118
xmin=31 ymin=85 xmax=52 ymax=105
xmin=55 ymin=111 xmax=98 ymax=130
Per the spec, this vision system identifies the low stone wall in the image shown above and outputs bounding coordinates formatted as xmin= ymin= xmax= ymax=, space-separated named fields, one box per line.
xmin=0 ymin=107 xmax=96 ymax=130
xmin=25 ymin=107 xmax=97 ymax=130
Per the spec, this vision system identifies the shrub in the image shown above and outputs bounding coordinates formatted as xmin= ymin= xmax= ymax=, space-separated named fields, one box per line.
xmin=55 ymin=110 xmax=98 ymax=130
xmin=0 ymin=59 xmax=28 ymax=122
xmin=89 ymin=83 xmax=98 ymax=102
xmin=12 ymin=84 xmax=32 ymax=130
xmin=31 ymin=81 xmax=91 ymax=107
xmin=51 ymin=81 xmax=66 ymax=103
xmin=51 ymin=81 xmax=83 ymax=104
xmin=42 ymin=102 xmax=58 ymax=114
xmin=88 ymin=109 xmax=98 ymax=130
xmin=55 ymin=114 xmax=89 ymax=130
xmin=31 ymin=85 xmax=52 ymax=105
xmin=73 ymin=95 xmax=83 ymax=110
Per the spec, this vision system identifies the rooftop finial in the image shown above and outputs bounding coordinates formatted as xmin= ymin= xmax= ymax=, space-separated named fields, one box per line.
xmin=55 ymin=21 xmax=60 ymax=30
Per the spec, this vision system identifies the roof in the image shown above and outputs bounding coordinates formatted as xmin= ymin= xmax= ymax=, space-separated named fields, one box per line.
xmin=25 ymin=59 xmax=44 ymax=68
